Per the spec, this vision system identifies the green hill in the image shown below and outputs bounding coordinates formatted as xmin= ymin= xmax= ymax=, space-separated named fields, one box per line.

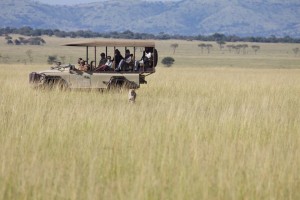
xmin=0 ymin=0 xmax=299 ymax=37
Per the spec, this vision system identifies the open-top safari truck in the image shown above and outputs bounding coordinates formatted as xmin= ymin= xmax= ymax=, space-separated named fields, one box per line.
xmin=29 ymin=40 xmax=158 ymax=90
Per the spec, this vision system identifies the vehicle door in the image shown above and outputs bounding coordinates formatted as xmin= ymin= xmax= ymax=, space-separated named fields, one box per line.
xmin=68 ymin=70 xmax=91 ymax=88
xmin=90 ymin=73 xmax=112 ymax=89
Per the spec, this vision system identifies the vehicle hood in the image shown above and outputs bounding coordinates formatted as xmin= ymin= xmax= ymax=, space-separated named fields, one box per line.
xmin=38 ymin=68 xmax=69 ymax=74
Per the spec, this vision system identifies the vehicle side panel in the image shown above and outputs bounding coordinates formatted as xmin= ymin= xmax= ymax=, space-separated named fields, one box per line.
xmin=68 ymin=71 xmax=91 ymax=88
xmin=43 ymin=72 xmax=70 ymax=85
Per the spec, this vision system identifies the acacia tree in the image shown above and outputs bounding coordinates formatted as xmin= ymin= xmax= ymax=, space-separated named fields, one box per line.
xmin=47 ymin=55 xmax=57 ymax=64
xmin=226 ymin=45 xmax=235 ymax=53
xmin=6 ymin=40 xmax=13 ymax=45
xmin=198 ymin=43 xmax=206 ymax=53
xmin=216 ymin=40 xmax=226 ymax=50
xmin=170 ymin=43 xmax=179 ymax=54
xmin=292 ymin=47 xmax=299 ymax=56
xmin=251 ymin=45 xmax=260 ymax=54
xmin=5 ymin=35 xmax=12 ymax=40
xmin=26 ymin=49 xmax=33 ymax=63
xmin=206 ymin=44 xmax=213 ymax=54
xmin=19 ymin=37 xmax=26 ymax=44
xmin=14 ymin=39 xmax=21 ymax=45
xmin=241 ymin=44 xmax=248 ymax=54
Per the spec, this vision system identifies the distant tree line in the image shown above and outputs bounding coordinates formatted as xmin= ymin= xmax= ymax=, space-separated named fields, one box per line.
xmin=197 ymin=42 xmax=262 ymax=55
xmin=5 ymin=35 xmax=45 ymax=45
xmin=1 ymin=26 xmax=300 ymax=43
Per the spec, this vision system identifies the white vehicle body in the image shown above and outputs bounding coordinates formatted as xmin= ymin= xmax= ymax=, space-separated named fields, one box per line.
xmin=29 ymin=40 xmax=158 ymax=90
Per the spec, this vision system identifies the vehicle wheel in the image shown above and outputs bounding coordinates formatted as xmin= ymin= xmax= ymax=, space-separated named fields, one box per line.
xmin=46 ymin=79 xmax=68 ymax=90
xmin=107 ymin=81 xmax=124 ymax=92
xmin=56 ymin=79 xmax=68 ymax=91
xmin=107 ymin=78 xmax=138 ymax=92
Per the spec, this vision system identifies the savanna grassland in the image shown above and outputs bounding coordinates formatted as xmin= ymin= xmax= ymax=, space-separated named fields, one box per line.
xmin=0 ymin=36 xmax=300 ymax=200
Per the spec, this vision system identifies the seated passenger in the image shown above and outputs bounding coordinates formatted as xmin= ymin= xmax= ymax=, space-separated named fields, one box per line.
xmin=76 ymin=58 xmax=83 ymax=70
xmin=98 ymin=53 xmax=107 ymax=67
xmin=77 ymin=58 xmax=83 ymax=65
xmin=112 ymin=49 xmax=124 ymax=69
xmin=115 ymin=49 xmax=132 ymax=71
xmin=94 ymin=56 xmax=113 ymax=72
xmin=134 ymin=48 xmax=152 ymax=71
xmin=78 ymin=60 xmax=88 ymax=71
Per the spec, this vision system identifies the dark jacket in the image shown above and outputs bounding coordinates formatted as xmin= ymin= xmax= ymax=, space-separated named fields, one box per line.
xmin=113 ymin=53 xmax=124 ymax=66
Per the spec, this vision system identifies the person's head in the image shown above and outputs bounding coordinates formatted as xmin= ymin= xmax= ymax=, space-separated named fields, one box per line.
xmin=78 ymin=57 xmax=83 ymax=64
xmin=100 ymin=53 xmax=105 ymax=58
xmin=107 ymin=56 xmax=111 ymax=60
xmin=80 ymin=60 xmax=85 ymax=65
xmin=115 ymin=49 xmax=120 ymax=55
xmin=145 ymin=47 xmax=152 ymax=53
xmin=125 ymin=49 xmax=130 ymax=54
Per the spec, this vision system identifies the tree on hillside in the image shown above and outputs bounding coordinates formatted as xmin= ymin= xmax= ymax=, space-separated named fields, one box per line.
xmin=233 ymin=44 xmax=246 ymax=54
xmin=212 ymin=33 xmax=226 ymax=42
xmin=19 ymin=37 xmax=26 ymax=43
xmin=251 ymin=45 xmax=260 ymax=54
xmin=47 ymin=55 xmax=57 ymax=64
xmin=18 ymin=26 xmax=34 ymax=36
xmin=14 ymin=39 xmax=21 ymax=45
xmin=6 ymin=40 xmax=13 ymax=45
xmin=241 ymin=44 xmax=248 ymax=54
xmin=5 ymin=35 xmax=12 ymax=40
xmin=170 ymin=43 xmax=179 ymax=54
xmin=206 ymin=44 xmax=213 ymax=54
xmin=26 ymin=50 xmax=33 ymax=63
xmin=198 ymin=43 xmax=206 ymax=53
xmin=27 ymin=37 xmax=46 ymax=45
xmin=292 ymin=47 xmax=299 ymax=56
xmin=216 ymin=40 xmax=226 ymax=50
xmin=226 ymin=45 xmax=235 ymax=53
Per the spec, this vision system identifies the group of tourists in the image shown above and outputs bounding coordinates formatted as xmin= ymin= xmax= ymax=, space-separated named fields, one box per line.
xmin=76 ymin=47 xmax=153 ymax=72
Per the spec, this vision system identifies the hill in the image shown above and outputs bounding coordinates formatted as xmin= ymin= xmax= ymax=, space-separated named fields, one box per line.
xmin=0 ymin=0 xmax=299 ymax=37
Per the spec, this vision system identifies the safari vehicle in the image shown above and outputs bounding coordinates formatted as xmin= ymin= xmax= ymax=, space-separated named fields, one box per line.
xmin=29 ymin=40 xmax=158 ymax=90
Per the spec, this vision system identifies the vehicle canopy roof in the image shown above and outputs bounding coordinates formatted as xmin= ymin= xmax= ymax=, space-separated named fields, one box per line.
xmin=63 ymin=40 xmax=155 ymax=47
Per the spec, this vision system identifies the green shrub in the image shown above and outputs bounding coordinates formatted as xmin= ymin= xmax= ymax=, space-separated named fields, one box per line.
xmin=161 ymin=57 xmax=175 ymax=67
xmin=47 ymin=55 xmax=57 ymax=64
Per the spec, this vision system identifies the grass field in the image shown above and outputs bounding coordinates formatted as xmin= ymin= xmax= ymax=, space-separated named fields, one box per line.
xmin=0 ymin=36 xmax=300 ymax=199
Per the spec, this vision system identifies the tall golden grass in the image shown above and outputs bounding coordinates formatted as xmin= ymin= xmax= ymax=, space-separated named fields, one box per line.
xmin=1 ymin=65 xmax=299 ymax=199
xmin=0 ymin=37 xmax=299 ymax=199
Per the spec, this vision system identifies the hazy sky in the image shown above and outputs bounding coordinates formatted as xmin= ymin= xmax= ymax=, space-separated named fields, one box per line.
xmin=34 ymin=0 xmax=177 ymax=5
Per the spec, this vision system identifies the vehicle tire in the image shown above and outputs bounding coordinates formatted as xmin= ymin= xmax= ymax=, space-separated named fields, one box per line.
xmin=107 ymin=78 xmax=124 ymax=91
xmin=46 ymin=78 xmax=68 ymax=90
xmin=107 ymin=77 xmax=138 ymax=92
xmin=56 ymin=79 xmax=68 ymax=91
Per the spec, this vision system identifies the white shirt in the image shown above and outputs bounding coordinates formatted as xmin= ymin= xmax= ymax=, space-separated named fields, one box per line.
xmin=105 ymin=60 xmax=112 ymax=67
xmin=145 ymin=52 xmax=152 ymax=59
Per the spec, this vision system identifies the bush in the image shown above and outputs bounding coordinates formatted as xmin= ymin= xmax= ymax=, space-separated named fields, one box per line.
xmin=161 ymin=57 xmax=175 ymax=67
xmin=47 ymin=55 xmax=57 ymax=64
xmin=6 ymin=40 xmax=13 ymax=45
